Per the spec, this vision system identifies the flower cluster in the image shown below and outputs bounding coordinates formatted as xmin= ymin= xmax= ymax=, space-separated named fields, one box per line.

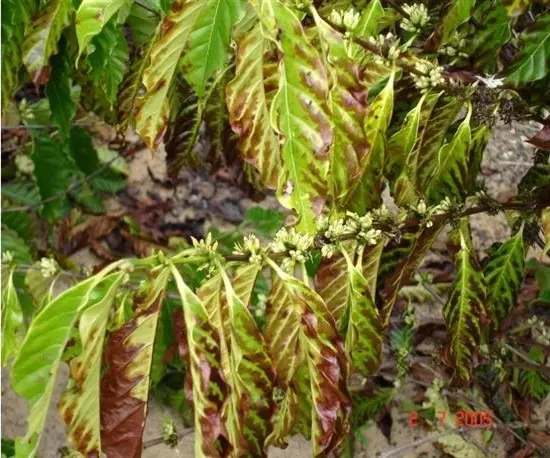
xmin=233 ymin=234 xmax=262 ymax=263
xmin=400 ymin=3 xmax=429 ymax=34
xmin=528 ymin=316 xmax=550 ymax=346
xmin=329 ymin=7 xmax=360 ymax=32
xmin=368 ymin=33 xmax=401 ymax=62
xmin=411 ymin=197 xmax=453 ymax=227
xmin=2 ymin=251 xmax=13 ymax=265
xmin=270 ymin=227 xmax=314 ymax=270
xmin=191 ymin=233 xmax=220 ymax=276
xmin=40 ymin=257 xmax=59 ymax=278
xmin=412 ymin=62 xmax=445 ymax=92
xmin=439 ymin=32 xmax=468 ymax=60
xmin=15 ymin=154 xmax=34 ymax=176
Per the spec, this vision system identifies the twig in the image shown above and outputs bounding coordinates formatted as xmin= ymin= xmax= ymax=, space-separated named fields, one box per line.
xmin=384 ymin=0 xmax=411 ymax=20
xmin=142 ymin=428 xmax=194 ymax=450
xmin=379 ymin=427 xmax=468 ymax=458
xmin=2 ymin=155 xmax=121 ymax=213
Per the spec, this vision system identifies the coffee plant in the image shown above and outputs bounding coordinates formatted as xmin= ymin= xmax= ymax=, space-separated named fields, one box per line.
xmin=2 ymin=0 xmax=550 ymax=456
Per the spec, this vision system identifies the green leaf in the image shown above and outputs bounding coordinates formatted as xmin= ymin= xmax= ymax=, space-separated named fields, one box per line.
xmin=126 ymin=2 xmax=162 ymax=46
xmin=181 ymin=0 xmax=243 ymax=96
xmin=2 ymin=182 xmax=41 ymax=207
xmin=355 ymin=0 xmax=384 ymax=40
xmin=472 ymin=3 xmax=511 ymax=73
xmin=170 ymin=265 xmax=230 ymax=457
xmin=31 ymin=134 xmax=72 ymax=222
xmin=506 ymin=14 xmax=550 ymax=86
xmin=2 ymin=268 xmax=25 ymax=366
xmin=312 ymin=11 xmax=369 ymax=211
xmin=136 ymin=0 xmax=209 ymax=148
xmin=484 ymin=227 xmax=525 ymax=325
xmin=87 ymin=18 xmax=129 ymax=105
xmin=75 ymin=0 xmax=130 ymax=59
xmin=467 ymin=125 xmax=491 ymax=190
xmin=241 ymin=207 xmax=285 ymax=238
xmin=11 ymin=269 xmax=122 ymax=458
xmin=25 ymin=263 xmax=55 ymax=309
xmin=440 ymin=0 xmax=475 ymax=44
xmin=519 ymin=347 xmax=550 ymax=401
xmin=270 ymin=0 xmax=333 ymax=233
xmin=426 ymin=104 xmax=472 ymax=202
xmin=226 ymin=25 xmax=281 ymax=189
xmin=59 ymin=273 xmax=125 ymax=455
xmin=265 ymin=259 xmax=350 ymax=456
xmin=99 ymin=268 xmax=170 ymax=457
xmin=443 ymin=223 xmax=487 ymax=384
xmin=1 ymin=227 xmax=33 ymax=265
xmin=21 ymin=0 xmax=73 ymax=83
xmin=505 ymin=0 xmax=534 ymax=18
xmin=68 ymin=126 xmax=100 ymax=175
xmin=344 ymin=70 xmax=395 ymax=213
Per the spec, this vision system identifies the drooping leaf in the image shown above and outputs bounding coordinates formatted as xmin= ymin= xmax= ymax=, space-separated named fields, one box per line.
xmin=426 ymin=104 xmax=472 ymax=202
xmin=87 ymin=18 xmax=129 ymax=105
xmin=100 ymin=268 xmax=170 ymax=458
xmin=270 ymin=0 xmax=333 ymax=233
xmin=380 ymin=223 xmax=443 ymax=325
xmin=344 ymin=70 xmax=395 ymax=213
xmin=181 ymin=0 xmax=243 ymax=96
xmin=355 ymin=0 xmax=384 ymax=40
xmin=45 ymin=38 xmax=76 ymax=140
xmin=170 ymin=265 xmax=230 ymax=457
xmin=527 ymin=124 xmax=550 ymax=151
xmin=1 ymin=0 xmax=33 ymax=108
xmin=59 ymin=273 xmax=125 ymax=456
xmin=226 ymin=25 xmax=281 ymax=189
xmin=218 ymin=264 xmax=274 ymax=456
xmin=316 ymin=250 xmax=350 ymax=324
xmin=518 ymin=150 xmax=550 ymax=195
xmin=411 ymin=95 xmax=464 ymax=191
xmin=21 ymin=0 xmax=73 ymax=83
xmin=11 ymin=269 xmax=122 ymax=458
xmin=31 ymin=134 xmax=73 ymax=222
xmin=506 ymin=14 xmax=550 ymax=86
xmin=1 ymin=268 xmax=25 ymax=366
xmin=1 ymin=227 xmax=33 ymax=265
xmin=440 ymin=0 xmax=476 ymax=45
xmin=135 ymin=0 xmax=208 ymax=148
xmin=312 ymin=11 xmax=369 ymax=210
xmin=467 ymin=125 xmax=491 ymax=190
xmin=265 ymin=260 xmax=350 ymax=456
xmin=126 ymin=2 xmax=161 ymax=46
xmin=443 ymin=223 xmax=487 ymax=384
xmin=24 ymin=263 xmax=55 ymax=309
xmin=484 ymin=227 xmax=525 ymax=326
xmin=75 ymin=0 xmax=130 ymax=58
xmin=340 ymin=248 xmax=383 ymax=376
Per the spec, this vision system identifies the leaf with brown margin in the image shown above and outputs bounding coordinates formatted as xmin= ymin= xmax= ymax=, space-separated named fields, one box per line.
xmin=380 ymin=223 xmax=443 ymax=325
xmin=226 ymin=25 xmax=281 ymax=189
xmin=231 ymin=262 xmax=261 ymax=306
xmin=265 ymin=259 xmax=350 ymax=456
xmin=270 ymin=0 xmax=333 ymax=233
xmin=100 ymin=268 xmax=171 ymax=458
xmin=135 ymin=0 xmax=207 ymax=148
xmin=217 ymin=264 xmax=275 ymax=456
xmin=311 ymin=10 xmax=369 ymax=210
xmin=21 ymin=0 xmax=73 ymax=84
xmin=344 ymin=70 xmax=395 ymax=214
xmin=59 ymin=272 xmax=125 ymax=456
xmin=527 ymin=124 xmax=550 ymax=151
xmin=170 ymin=264 xmax=230 ymax=458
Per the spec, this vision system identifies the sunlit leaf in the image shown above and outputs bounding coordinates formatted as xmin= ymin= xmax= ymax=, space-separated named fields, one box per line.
xmin=1 ymin=268 xmax=25 ymax=366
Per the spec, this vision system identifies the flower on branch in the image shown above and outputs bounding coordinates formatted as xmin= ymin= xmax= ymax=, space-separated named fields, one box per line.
xmin=400 ymin=3 xmax=429 ymax=33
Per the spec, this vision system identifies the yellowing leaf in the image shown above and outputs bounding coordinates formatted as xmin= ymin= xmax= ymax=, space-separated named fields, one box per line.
xmin=136 ymin=0 xmax=207 ymax=148
xmin=2 ymin=268 xmax=24 ymax=366
xmin=75 ymin=0 xmax=130 ymax=59
xmin=270 ymin=0 xmax=333 ymax=232
xmin=226 ymin=25 xmax=281 ymax=188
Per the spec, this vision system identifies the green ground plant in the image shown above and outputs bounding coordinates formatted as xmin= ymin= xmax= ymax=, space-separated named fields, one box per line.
xmin=1 ymin=0 xmax=550 ymax=457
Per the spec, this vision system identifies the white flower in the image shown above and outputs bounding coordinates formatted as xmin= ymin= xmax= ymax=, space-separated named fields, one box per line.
xmin=400 ymin=3 xmax=429 ymax=33
xmin=321 ymin=243 xmax=336 ymax=258
xmin=329 ymin=9 xmax=343 ymax=26
xmin=343 ymin=8 xmax=360 ymax=31
xmin=40 ymin=257 xmax=58 ymax=278
xmin=15 ymin=154 xmax=34 ymax=175
xmin=2 ymin=251 xmax=13 ymax=265
xmin=475 ymin=75 xmax=504 ymax=88
xmin=192 ymin=232 xmax=218 ymax=255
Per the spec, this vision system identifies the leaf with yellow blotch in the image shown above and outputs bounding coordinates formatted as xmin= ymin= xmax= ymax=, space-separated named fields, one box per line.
xmin=226 ymin=25 xmax=281 ymax=189
xmin=265 ymin=259 xmax=350 ymax=456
